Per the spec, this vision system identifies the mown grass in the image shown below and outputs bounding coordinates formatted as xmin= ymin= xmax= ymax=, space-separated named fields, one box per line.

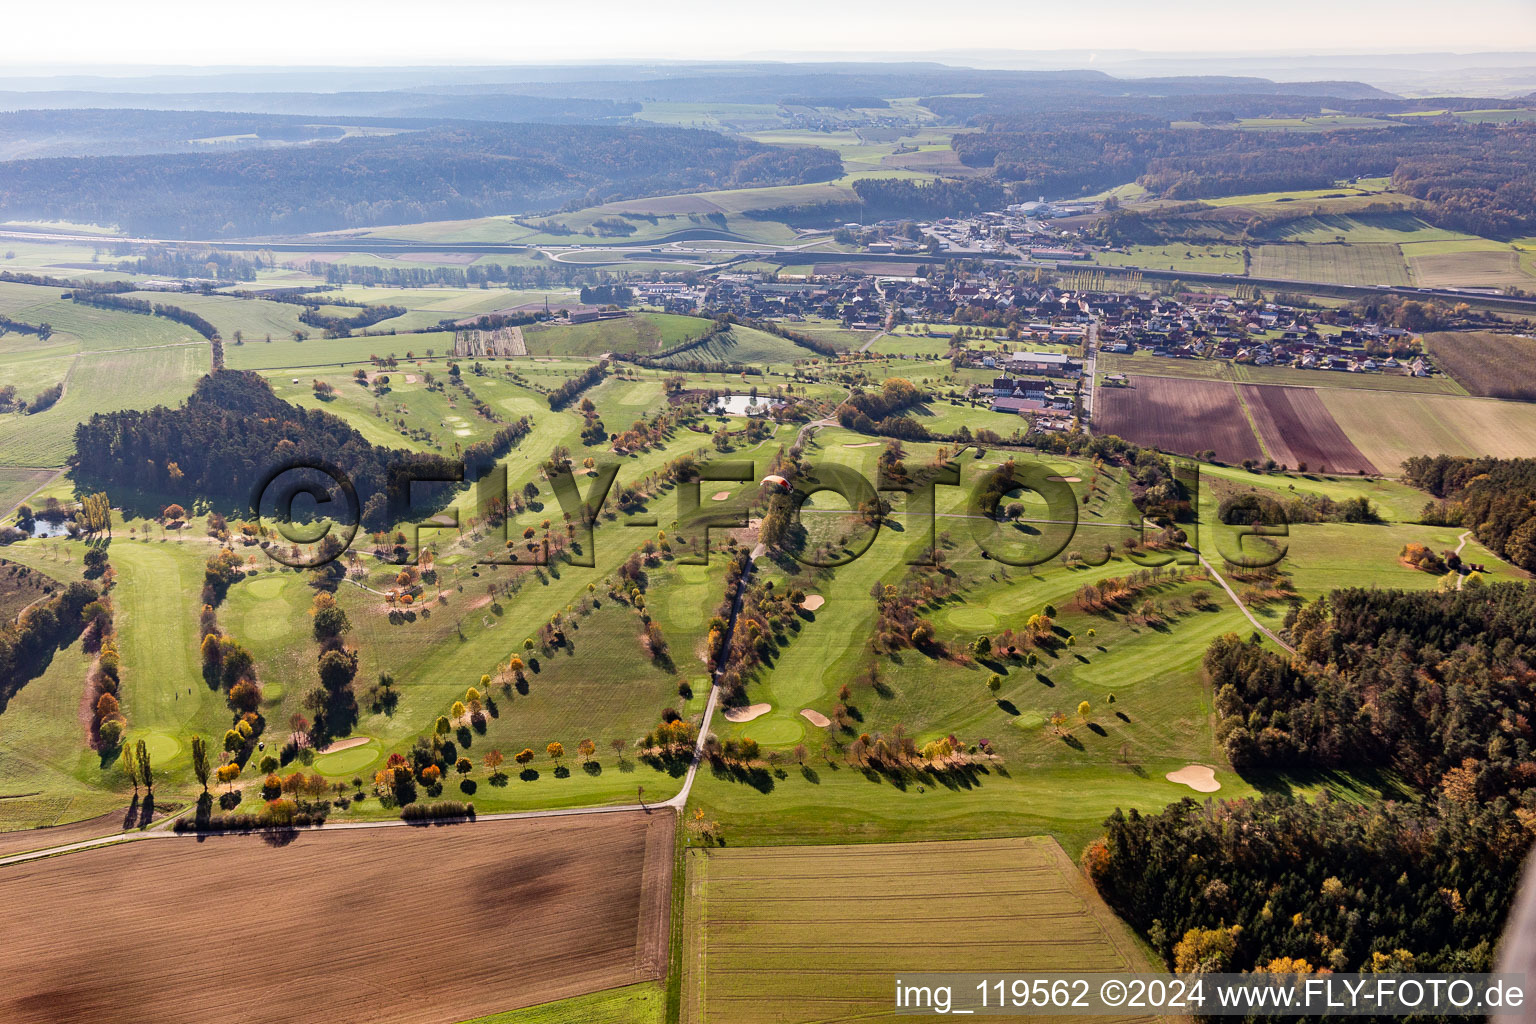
xmin=457 ymin=983 xmax=664 ymax=1024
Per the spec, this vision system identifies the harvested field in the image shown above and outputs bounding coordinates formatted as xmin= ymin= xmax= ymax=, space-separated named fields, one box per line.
xmin=1410 ymin=250 xmax=1535 ymax=290
xmin=1239 ymin=385 xmax=1378 ymax=475
xmin=0 ymin=809 xmax=674 ymax=1024
xmin=1424 ymin=331 xmax=1536 ymax=402
xmin=683 ymin=837 xmax=1158 ymax=1024
xmin=1251 ymin=242 xmax=1409 ymax=287
xmin=1318 ymin=390 xmax=1536 ymax=471
xmin=1096 ymin=375 xmax=1262 ymax=464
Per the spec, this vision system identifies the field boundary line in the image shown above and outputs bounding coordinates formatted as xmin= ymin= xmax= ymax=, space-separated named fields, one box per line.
xmin=1230 ymin=383 xmax=1271 ymax=461
xmin=0 ymin=799 xmax=672 ymax=869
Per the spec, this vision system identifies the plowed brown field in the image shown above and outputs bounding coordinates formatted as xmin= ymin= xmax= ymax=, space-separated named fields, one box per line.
xmin=1239 ymin=385 xmax=1379 ymax=475
xmin=1096 ymin=375 xmax=1262 ymax=464
xmin=0 ymin=808 xmax=674 ymax=1024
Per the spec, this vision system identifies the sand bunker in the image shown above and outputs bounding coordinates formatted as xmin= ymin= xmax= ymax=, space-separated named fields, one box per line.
xmin=1047 ymin=475 xmax=1082 ymax=483
xmin=800 ymin=595 xmax=825 ymax=611
xmin=800 ymin=709 xmax=831 ymax=727
xmin=1165 ymin=764 xmax=1220 ymax=792
xmin=723 ymin=703 xmax=772 ymax=723
xmin=318 ymin=736 xmax=371 ymax=755
xmin=843 ymin=441 xmax=881 ymax=448
xmin=710 ymin=491 xmax=732 ymax=501
xmin=404 ymin=374 xmax=418 ymax=383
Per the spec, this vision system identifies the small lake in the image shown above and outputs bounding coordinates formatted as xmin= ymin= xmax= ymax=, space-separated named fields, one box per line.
xmin=706 ymin=393 xmax=778 ymax=416
xmin=25 ymin=518 xmax=72 ymax=538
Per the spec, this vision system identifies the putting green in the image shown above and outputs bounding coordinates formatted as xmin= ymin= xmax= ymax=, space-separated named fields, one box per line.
xmin=315 ymin=744 xmax=379 ymax=776
xmin=138 ymin=732 xmax=181 ymax=764
xmin=944 ymin=606 xmax=1000 ymax=631
xmin=1013 ymin=711 xmax=1045 ymax=730
xmin=733 ymin=716 xmax=804 ymax=745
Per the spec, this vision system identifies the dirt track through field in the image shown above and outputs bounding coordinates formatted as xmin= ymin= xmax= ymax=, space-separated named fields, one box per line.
xmin=1239 ymin=384 xmax=1378 ymax=475
xmin=0 ymin=808 xmax=674 ymax=1024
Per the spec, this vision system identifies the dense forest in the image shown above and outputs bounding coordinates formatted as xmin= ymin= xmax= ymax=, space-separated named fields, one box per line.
xmin=0 ymin=124 xmax=841 ymax=237
xmin=70 ymin=371 xmax=529 ymax=529
xmin=1091 ymin=582 xmax=1536 ymax=974
xmin=955 ymin=121 xmax=1536 ymax=237
xmin=1404 ymin=456 xmax=1536 ymax=572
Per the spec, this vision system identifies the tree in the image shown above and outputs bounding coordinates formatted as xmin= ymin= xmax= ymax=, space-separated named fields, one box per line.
xmin=577 ymin=738 xmax=596 ymax=763
xmin=988 ymin=674 xmax=1003 ymax=696
xmin=484 ymin=749 xmax=505 ymax=775
xmin=216 ymin=762 xmax=241 ymax=792
xmin=191 ymin=734 xmax=210 ymax=793
xmin=547 ymin=742 xmax=564 ymax=768
xmin=1078 ymin=700 xmax=1092 ymax=724
xmin=120 ymin=743 xmax=138 ymax=795
xmin=435 ymin=715 xmax=451 ymax=736
xmin=455 ymin=757 xmax=473 ymax=777
xmin=135 ymin=737 xmax=152 ymax=792
xmin=515 ymin=748 xmax=535 ymax=766
xmin=610 ymin=737 xmax=626 ymax=761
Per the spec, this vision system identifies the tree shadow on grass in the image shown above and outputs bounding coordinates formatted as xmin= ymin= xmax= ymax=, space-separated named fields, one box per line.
xmin=996 ymin=699 xmax=1020 ymax=716
xmin=583 ymin=761 xmax=602 ymax=777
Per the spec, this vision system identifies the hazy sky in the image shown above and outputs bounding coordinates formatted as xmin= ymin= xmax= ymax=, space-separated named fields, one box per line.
xmin=10 ymin=0 xmax=1536 ymax=67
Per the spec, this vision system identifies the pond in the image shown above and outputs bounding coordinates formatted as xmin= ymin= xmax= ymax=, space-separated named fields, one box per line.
xmin=24 ymin=518 xmax=72 ymax=538
xmin=706 ymin=393 xmax=779 ymax=416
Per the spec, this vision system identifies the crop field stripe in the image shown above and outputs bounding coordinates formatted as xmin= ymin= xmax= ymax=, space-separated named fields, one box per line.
xmin=0 ymin=809 xmax=675 ymax=1024
xmin=1238 ymin=384 xmax=1379 ymax=475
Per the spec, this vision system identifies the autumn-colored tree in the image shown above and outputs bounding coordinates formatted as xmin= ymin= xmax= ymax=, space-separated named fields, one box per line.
xmin=120 ymin=743 xmax=138 ymax=795
xmin=987 ymin=674 xmax=1002 ymax=695
xmin=515 ymin=748 xmax=535 ymax=766
xmin=435 ymin=715 xmax=451 ymax=736
xmin=216 ymin=762 xmax=241 ymax=791
xmin=547 ymin=742 xmax=564 ymax=767
xmin=1172 ymin=925 xmax=1240 ymax=973
xmin=456 ymin=757 xmax=473 ymax=777
xmin=1077 ymin=700 xmax=1091 ymax=723
xmin=450 ymin=700 xmax=466 ymax=720
xmin=577 ymin=738 xmax=596 ymax=763
xmin=484 ymin=749 xmax=505 ymax=775
xmin=421 ymin=765 xmax=441 ymax=785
